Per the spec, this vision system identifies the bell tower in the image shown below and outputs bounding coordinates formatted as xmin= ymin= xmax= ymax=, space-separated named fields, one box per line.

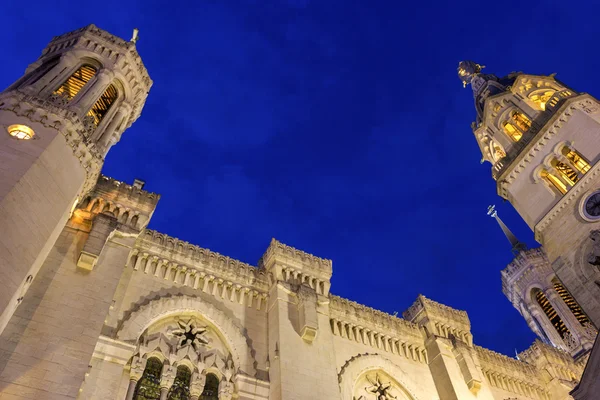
xmin=458 ymin=61 xmax=600 ymax=343
xmin=0 ymin=24 xmax=152 ymax=334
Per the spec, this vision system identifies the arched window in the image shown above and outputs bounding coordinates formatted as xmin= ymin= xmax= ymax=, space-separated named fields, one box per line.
xmin=561 ymin=146 xmax=591 ymax=174
xmin=550 ymin=159 xmax=580 ymax=185
xmin=529 ymin=90 xmax=556 ymax=111
xmin=87 ymin=83 xmax=118 ymax=126
xmin=502 ymin=122 xmax=523 ymax=142
xmin=53 ymin=64 xmax=97 ymax=99
xmin=511 ymin=111 xmax=532 ymax=132
xmin=533 ymin=288 xmax=570 ymax=339
xmin=200 ymin=373 xmax=219 ymax=400
xmin=167 ymin=365 xmax=191 ymax=400
xmin=540 ymin=169 xmax=568 ymax=195
xmin=133 ymin=357 xmax=162 ymax=400
xmin=553 ymin=281 xmax=590 ymax=326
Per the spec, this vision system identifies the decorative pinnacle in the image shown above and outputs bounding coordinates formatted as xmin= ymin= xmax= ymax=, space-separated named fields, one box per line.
xmin=131 ymin=28 xmax=139 ymax=44
xmin=487 ymin=205 xmax=527 ymax=255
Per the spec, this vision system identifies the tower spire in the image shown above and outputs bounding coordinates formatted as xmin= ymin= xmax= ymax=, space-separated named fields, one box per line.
xmin=487 ymin=205 xmax=527 ymax=254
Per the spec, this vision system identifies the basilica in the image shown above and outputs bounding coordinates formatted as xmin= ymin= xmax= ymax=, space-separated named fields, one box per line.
xmin=0 ymin=25 xmax=598 ymax=400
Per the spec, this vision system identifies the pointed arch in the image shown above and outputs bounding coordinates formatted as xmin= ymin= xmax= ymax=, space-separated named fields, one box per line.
xmin=338 ymin=354 xmax=421 ymax=400
xmin=116 ymin=294 xmax=257 ymax=376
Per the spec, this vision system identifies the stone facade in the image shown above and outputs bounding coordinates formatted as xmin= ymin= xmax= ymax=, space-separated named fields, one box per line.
xmin=0 ymin=28 xmax=591 ymax=400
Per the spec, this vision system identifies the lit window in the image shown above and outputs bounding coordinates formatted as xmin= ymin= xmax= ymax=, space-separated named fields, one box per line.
xmin=529 ymin=90 xmax=555 ymax=110
xmin=533 ymin=288 xmax=570 ymax=339
xmin=87 ymin=84 xmax=118 ymax=126
xmin=551 ymin=159 xmax=579 ymax=185
xmin=502 ymin=122 xmax=523 ymax=142
xmin=553 ymin=281 xmax=590 ymax=326
xmin=7 ymin=124 xmax=35 ymax=140
xmin=562 ymin=147 xmax=591 ymax=174
xmin=511 ymin=111 xmax=531 ymax=132
xmin=541 ymin=169 xmax=568 ymax=195
xmin=54 ymin=64 xmax=97 ymax=99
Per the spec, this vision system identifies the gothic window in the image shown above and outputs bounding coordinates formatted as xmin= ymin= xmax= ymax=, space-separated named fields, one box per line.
xmin=200 ymin=373 xmax=219 ymax=400
xmin=540 ymin=169 xmax=568 ymax=195
xmin=133 ymin=357 xmax=163 ymax=400
xmin=553 ymin=281 xmax=591 ymax=326
xmin=502 ymin=122 xmax=523 ymax=142
xmin=550 ymin=159 xmax=580 ymax=185
xmin=87 ymin=84 xmax=118 ymax=126
xmin=561 ymin=146 xmax=591 ymax=174
xmin=167 ymin=365 xmax=192 ymax=400
xmin=529 ymin=90 xmax=556 ymax=111
xmin=53 ymin=64 xmax=97 ymax=99
xmin=511 ymin=111 xmax=532 ymax=132
xmin=533 ymin=288 xmax=570 ymax=339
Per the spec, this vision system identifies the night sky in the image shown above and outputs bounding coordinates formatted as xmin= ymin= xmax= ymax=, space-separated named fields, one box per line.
xmin=3 ymin=1 xmax=600 ymax=357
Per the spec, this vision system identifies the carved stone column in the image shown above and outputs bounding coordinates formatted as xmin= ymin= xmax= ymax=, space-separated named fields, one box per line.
xmin=219 ymin=380 xmax=234 ymax=400
xmin=75 ymin=68 xmax=114 ymax=113
xmin=546 ymin=288 xmax=582 ymax=349
xmin=32 ymin=52 xmax=79 ymax=96
xmin=125 ymin=356 xmax=147 ymax=400
xmin=159 ymin=364 xmax=176 ymax=400
xmin=189 ymin=371 xmax=206 ymax=400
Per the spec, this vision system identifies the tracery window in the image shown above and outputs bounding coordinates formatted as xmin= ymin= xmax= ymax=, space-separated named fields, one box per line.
xmin=540 ymin=169 xmax=568 ymax=195
xmin=533 ymin=288 xmax=570 ymax=339
xmin=511 ymin=111 xmax=531 ymax=132
xmin=53 ymin=64 xmax=97 ymax=99
xmin=133 ymin=357 xmax=163 ymax=400
xmin=550 ymin=159 xmax=580 ymax=185
xmin=200 ymin=373 xmax=219 ymax=400
xmin=553 ymin=281 xmax=590 ymax=326
xmin=167 ymin=365 xmax=192 ymax=400
xmin=561 ymin=146 xmax=591 ymax=174
xmin=87 ymin=84 xmax=118 ymax=126
xmin=529 ymin=90 xmax=556 ymax=111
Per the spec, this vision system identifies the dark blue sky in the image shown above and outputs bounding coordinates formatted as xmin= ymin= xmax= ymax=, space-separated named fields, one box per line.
xmin=4 ymin=0 xmax=600 ymax=356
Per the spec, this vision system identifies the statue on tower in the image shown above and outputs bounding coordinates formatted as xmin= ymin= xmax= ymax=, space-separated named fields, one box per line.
xmin=458 ymin=61 xmax=485 ymax=87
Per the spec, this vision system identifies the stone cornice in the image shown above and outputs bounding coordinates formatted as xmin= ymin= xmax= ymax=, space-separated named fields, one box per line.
xmin=258 ymin=238 xmax=332 ymax=279
xmin=403 ymin=294 xmax=470 ymax=328
xmin=138 ymin=230 xmax=269 ymax=291
xmin=475 ymin=345 xmax=540 ymax=381
xmin=329 ymin=295 xmax=421 ymax=340
xmin=0 ymin=90 xmax=103 ymax=194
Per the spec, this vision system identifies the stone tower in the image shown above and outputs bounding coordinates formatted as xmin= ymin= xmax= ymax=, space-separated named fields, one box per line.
xmin=459 ymin=61 xmax=600 ymax=398
xmin=489 ymin=208 xmax=596 ymax=357
xmin=0 ymin=24 xmax=151 ymax=334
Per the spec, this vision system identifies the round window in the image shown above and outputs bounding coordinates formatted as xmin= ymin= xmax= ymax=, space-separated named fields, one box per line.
xmin=7 ymin=124 xmax=35 ymax=140
xmin=582 ymin=190 xmax=600 ymax=221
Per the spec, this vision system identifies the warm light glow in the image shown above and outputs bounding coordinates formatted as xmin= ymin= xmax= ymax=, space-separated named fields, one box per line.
xmin=562 ymin=147 xmax=591 ymax=174
xmin=502 ymin=122 xmax=522 ymax=142
xmin=529 ymin=90 xmax=555 ymax=110
xmin=541 ymin=169 xmax=568 ymax=195
xmin=533 ymin=288 xmax=570 ymax=339
xmin=7 ymin=124 xmax=35 ymax=140
xmin=87 ymin=84 xmax=118 ymax=126
xmin=553 ymin=281 xmax=590 ymax=326
xmin=511 ymin=111 xmax=531 ymax=132
xmin=491 ymin=142 xmax=506 ymax=162
xmin=54 ymin=64 xmax=97 ymax=99
xmin=551 ymin=159 xmax=579 ymax=185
